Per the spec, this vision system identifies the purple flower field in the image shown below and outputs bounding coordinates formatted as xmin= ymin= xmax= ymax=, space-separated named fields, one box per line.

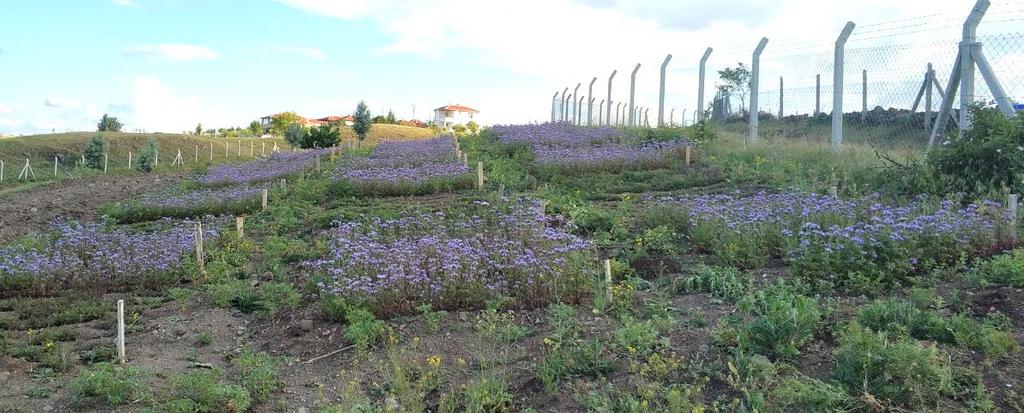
xmin=491 ymin=122 xmax=690 ymax=171
xmin=334 ymin=136 xmax=473 ymax=194
xmin=0 ymin=219 xmax=218 ymax=295
xmin=135 ymin=186 xmax=264 ymax=209
xmin=308 ymin=200 xmax=592 ymax=314
xmin=198 ymin=148 xmax=331 ymax=186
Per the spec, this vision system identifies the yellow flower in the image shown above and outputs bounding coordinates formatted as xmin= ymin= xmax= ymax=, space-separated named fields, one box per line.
xmin=456 ymin=357 xmax=466 ymax=366
xmin=427 ymin=355 xmax=442 ymax=368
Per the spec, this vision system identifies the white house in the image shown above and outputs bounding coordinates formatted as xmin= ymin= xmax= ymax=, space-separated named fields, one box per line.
xmin=432 ymin=104 xmax=479 ymax=128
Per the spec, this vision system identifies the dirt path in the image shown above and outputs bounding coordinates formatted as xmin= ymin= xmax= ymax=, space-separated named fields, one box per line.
xmin=0 ymin=172 xmax=187 ymax=242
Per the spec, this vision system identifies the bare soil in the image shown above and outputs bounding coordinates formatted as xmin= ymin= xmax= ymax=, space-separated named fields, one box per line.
xmin=0 ymin=173 xmax=187 ymax=242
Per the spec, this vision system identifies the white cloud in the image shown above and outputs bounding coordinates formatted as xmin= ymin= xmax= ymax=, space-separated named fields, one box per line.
xmin=122 ymin=44 xmax=220 ymax=61
xmin=275 ymin=0 xmax=380 ymax=19
xmin=272 ymin=45 xmax=326 ymax=60
xmin=111 ymin=0 xmax=140 ymax=7
xmin=0 ymin=104 xmax=10 ymax=114
xmin=130 ymin=76 xmax=231 ymax=133
xmin=45 ymin=97 xmax=78 ymax=109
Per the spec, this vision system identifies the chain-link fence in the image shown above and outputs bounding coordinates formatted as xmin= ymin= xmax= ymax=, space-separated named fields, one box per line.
xmin=551 ymin=0 xmax=1024 ymax=151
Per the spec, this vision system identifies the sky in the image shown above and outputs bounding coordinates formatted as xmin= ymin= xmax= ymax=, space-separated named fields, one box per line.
xmin=0 ymin=0 xmax=1021 ymax=135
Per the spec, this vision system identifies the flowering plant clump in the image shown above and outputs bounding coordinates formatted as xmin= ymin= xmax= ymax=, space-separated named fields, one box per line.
xmin=333 ymin=136 xmax=474 ymax=195
xmin=0 ymin=219 xmax=219 ymax=296
xmin=659 ymin=191 xmax=1011 ymax=291
xmin=308 ymin=199 xmax=593 ymax=316
xmin=490 ymin=122 xmax=691 ymax=173
xmin=108 ymin=185 xmax=265 ymax=222
xmin=197 ymin=148 xmax=331 ymax=186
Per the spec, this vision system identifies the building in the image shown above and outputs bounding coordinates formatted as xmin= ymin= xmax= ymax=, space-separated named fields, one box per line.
xmin=432 ymin=104 xmax=479 ymax=129
xmin=260 ymin=113 xmax=354 ymax=134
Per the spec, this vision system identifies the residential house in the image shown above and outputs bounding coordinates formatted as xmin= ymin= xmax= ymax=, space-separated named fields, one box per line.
xmin=260 ymin=113 xmax=354 ymax=134
xmin=432 ymin=104 xmax=479 ymax=129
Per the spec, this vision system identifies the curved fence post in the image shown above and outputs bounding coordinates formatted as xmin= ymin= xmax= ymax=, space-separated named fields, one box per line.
xmin=587 ymin=77 xmax=597 ymax=126
xmin=748 ymin=37 xmax=769 ymax=145
xmin=831 ymin=22 xmax=856 ymax=152
xmin=561 ymin=87 xmax=570 ymax=121
xmin=658 ymin=54 xmax=673 ymax=126
xmin=572 ymin=83 xmax=581 ymax=125
xmin=698 ymin=48 xmax=713 ymax=121
xmin=551 ymin=91 xmax=559 ymax=123
xmin=628 ymin=63 xmax=641 ymax=126
xmin=606 ymin=70 xmax=617 ymax=127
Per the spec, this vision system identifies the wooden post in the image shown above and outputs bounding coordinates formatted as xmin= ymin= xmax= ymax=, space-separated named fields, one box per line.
xmin=261 ymin=189 xmax=268 ymax=211
xmin=54 ymin=156 xmax=58 ymax=177
xmin=128 ymin=152 xmax=132 ymax=171
xmin=250 ymin=141 xmax=254 ymax=157
xmin=684 ymin=146 xmax=692 ymax=167
xmin=210 ymin=144 xmax=213 ymax=161
xmin=1009 ymin=194 xmax=1019 ymax=240
xmin=604 ymin=259 xmax=613 ymax=303
xmin=477 ymin=161 xmax=484 ymax=190
xmin=81 ymin=155 xmax=85 ymax=166
xmin=195 ymin=145 xmax=199 ymax=163
xmin=195 ymin=222 xmax=205 ymax=273
xmin=237 ymin=141 xmax=242 ymax=157
xmin=829 ymin=174 xmax=839 ymax=198
xmin=261 ymin=142 xmax=266 ymax=156
xmin=224 ymin=142 xmax=228 ymax=158
xmin=155 ymin=150 xmax=159 ymax=167
xmin=236 ymin=216 xmax=245 ymax=238
xmin=280 ymin=178 xmax=287 ymax=191
xmin=117 ymin=299 xmax=126 ymax=364
xmin=1 ymin=159 xmax=4 ymax=183
xmin=104 ymin=154 xmax=108 ymax=173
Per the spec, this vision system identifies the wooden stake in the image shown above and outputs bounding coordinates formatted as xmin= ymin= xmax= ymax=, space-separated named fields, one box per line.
xmin=54 ymin=156 xmax=58 ymax=177
xmin=477 ymin=161 xmax=484 ymax=190
xmin=280 ymin=178 xmax=287 ymax=191
xmin=195 ymin=222 xmax=205 ymax=273
xmin=604 ymin=259 xmax=613 ymax=303
xmin=250 ymin=141 xmax=254 ymax=157
xmin=155 ymin=150 xmax=159 ymax=167
xmin=128 ymin=152 xmax=132 ymax=171
xmin=261 ymin=189 xmax=268 ymax=211
xmin=117 ymin=299 xmax=126 ymax=364
xmin=225 ymin=142 xmax=228 ymax=158
xmin=238 ymin=141 xmax=242 ymax=157
xmin=829 ymin=174 xmax=839 ymax=198
xmin=684 ymin=146 xmax=692 ymax=167
xmin=236 ymin=216 xmax=245 ymax=238
xmin=104 ymin=154 xmax=108 ymax=173
xmin=210 ymin=144 xmax=214 ymax=161
xmin=1 ymin=159 xmax=4 ymax=182
xmin=261 ymin=142 xmax=266 ymax=156
xmin=195 ymin=145 xmax=199 ymax=163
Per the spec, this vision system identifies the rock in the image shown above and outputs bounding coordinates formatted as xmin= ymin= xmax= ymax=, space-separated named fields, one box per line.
xmin=300 ymin=319 xmax=314 ymax=332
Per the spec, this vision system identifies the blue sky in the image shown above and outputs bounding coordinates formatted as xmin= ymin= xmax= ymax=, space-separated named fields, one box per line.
xmin=0 ymin=0 xmax=1019 ymax=135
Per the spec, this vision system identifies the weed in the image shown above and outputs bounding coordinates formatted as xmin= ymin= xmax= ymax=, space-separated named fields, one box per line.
xmin=677 ymin=264 xmax=752 ymax=301
xmin=196 ymin=332 xmax=214 ymax=347
xmin=613 ymin=316 xmax=667 ymax=358
xmin=79 ymin=345 xmax=117 ymax=364
xmin=416 ymin=303 xmax=447 ymax=333
xmin=72 ymin=362 xmax=143 ymax=406
xmin=167 ymin=370 xmax=251 ymax=413
xmin=232 ymin=349 xmax=279 ymax=402
xmin=463 ymin=375 xmax=514 ymax=413
xmin=476 ymin=308 xmax=530 ymax=343
xmin=736 ymin=288 xmax=821 ymax=361
xmin=320 ymin=295 xmax=350 ymax=322
xmin=345 ymin=307 xmax=388 ymax=351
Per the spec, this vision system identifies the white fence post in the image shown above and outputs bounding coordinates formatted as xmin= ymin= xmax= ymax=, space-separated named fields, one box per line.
xmin=779 ymin=76 xmax=784 ymax=117
xmin=862 ymin=69 xmax=868 ymax=123
xmin=587 ymin=77 xmax=597 ymax=126
xmin=748 ymin=37 xmax=769 ymax=145
xmin=698 ymin=48 xmax=713 ymax=121
xmin=561 ymin=87 xmax=570 ymax=121
xmin=658 ymin=54 xmax=673 ymax=127
xmin=117 ymin=299 xmax=126 ymax=364
xmin=628 ymin=63 xmax=641 ymax=126
xmin=551 ymin=91 xmax=559 ymax=123
xmin=606 ymin=70 xmax=617 ymax=127
xmin=571 ymin=83 xmax=581 ymax=125
xmin=925 ymin=63 xmax=934 ymax=133
xmin=815 ymin=74 xmax=821 ymax=116
xmin=831 ymin=22 xmax=856 ymax=153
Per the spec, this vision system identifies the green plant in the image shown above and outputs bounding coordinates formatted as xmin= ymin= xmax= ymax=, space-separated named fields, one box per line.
xmin=353 ymin=100 xmax=372 ymax=147
xmin=72 ymin=362 xmax=142 ymax=406
xmin=613 ymin=316 xmax=666 ymax=357
xmin=82 ymin=134 xmax=107 ymax=169
xmin=309 ymin=123 xmax=340 ymax=148
xmin=167 ymin=287 xmax=192 ymax=311
xmin=476 ymin=308 xmax=530 ymax=343
xmin=136 ymin=138 xmax=158 ymax=172
xmin=283 ymin=123 xmax=309 ymax=148
xmin=232 ymin=349 xmax=279 ymax=402
xmin=463 ymin=376 xmax=513 ymax=413
xmin=968 ymin=248 xmax=1024 ymax=287
xmin=79 ymin=345 xmax=117 ymax=364
xmin=345 ymin=307 xmax=387 ymax=351
xmin=677 ymin=265 xmax=752 ymax=301
xmin=416 ymin=303 xmax=447 ymax=333
xmin=929 ymin=104 xmax=1024 ymax=196
xmin=24 ymin=386 xmax=52 ymax=399
xmin=197 ymin=332 xmax=213 ymax=347
xmin=737 ymin=288 xmax=821 ymax=361
xmin=168 ymin=370 xmax=251 ymax=413
xmin=832 ymin=323 xmax=953 ymax=410
xmin=320 ymin=295 xmax=350 ymax=322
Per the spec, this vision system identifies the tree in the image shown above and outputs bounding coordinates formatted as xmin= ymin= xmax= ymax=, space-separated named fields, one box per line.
xmin=269 ymin=112 xmax=303 ymax=136
xmin=386 ymin=110 xmax=397 ymax=124
xmin=353 ymin=101 xmax=372 ymax=147
xmin=718 ymin=63 xmax=752 ymax=113
xmin=466 ymin=121 xmax=479 ymax=134
xmin=82 ymin=134 xmax=107 ymax=169
xmin=97 ymin=114 xmax=123 ymax=132
xmin=309 ymin=124 xmax=340 ymax=148
xmin=284 ymin=123 xmax=309 ymax=148
xmin=136 ymin=138 xmax=158 ymax=172
xmin=247 ymin=121 xmax=263 ymax=137
xmin=195 ymin=123 xmax=203 ymax=136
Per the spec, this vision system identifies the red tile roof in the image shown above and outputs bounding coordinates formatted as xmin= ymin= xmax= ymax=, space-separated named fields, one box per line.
xmin=434 ymin=104 xmax=479 ymax=113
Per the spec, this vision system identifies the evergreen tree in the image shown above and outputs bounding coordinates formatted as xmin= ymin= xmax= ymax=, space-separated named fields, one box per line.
xmin=82 ymin=134 xmax=108 ymax=169
xmin=353 ymin=101 xmax=372 ymax=147
xmin=97 ymin=114 xmax=123 ymax=132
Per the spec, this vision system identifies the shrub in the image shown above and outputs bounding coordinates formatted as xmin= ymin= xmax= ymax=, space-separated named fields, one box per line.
xmin=72 ymin=363 xmax=142 ymax=406
xmin=832 ymin=323 xmax=952 ymax=410
xmin=309 ymin=124 xmax=340 ymax=148
xmin=353 ymin=100 xmax=372 ymax=146
xmin=929 ymin=105 xmax=1024 ymax=196
xmin=168 ymin=370 xmax=251 ymax=413
xmin=136 ymin=138 xmax=158 ymax=172
xmin=345 ymin=307 xmax=387 ymax=351
xmin=232 ymin=349 xmax=279 ymax=402
xmin=83 ymin=134 xmax=107 ymax=169
xmin=97 ymin=114 xmax=122 ymax=132
xmin=283 ymin=123 xmax=309 ymax=148
xmin=613 ymin=316 xmax=666 ymax=357
xmin=737 ymin=288 xmax=821 ymax=361
xmin=968 ymin=248 xmax=1024 ymax=287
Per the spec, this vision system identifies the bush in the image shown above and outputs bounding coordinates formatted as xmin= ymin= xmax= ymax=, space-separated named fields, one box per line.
xmin=168 ymin=370 xmax=251 ymax=413
xmin=737 ymin=288 xmax=821 ymax=361
xmin=968 ymin=248 xmax=1024 ymax=287
xmin=832 ymin=323 xmax=952 ymax=410
xmin=929 ymin=105 xmax=1024 ymax=195
xmin=97 ymin=114 xmax=122 ymax=132
xmin=136 ymin=138 xmax=158 ymax=172
xmin=345 ymin=307 xmax=387 ymax=351
xmin=309 ymin=124 xmax=340 ymax=148
xmin=232 ymin=349 xmax=279 ymax=402
xmin=83 ymin=134 xmax=108 ymax=169
xmin=283 ymin=123 xmax=309 ymax=148
xmin=72 ymin=363 xmax=142 ymax=406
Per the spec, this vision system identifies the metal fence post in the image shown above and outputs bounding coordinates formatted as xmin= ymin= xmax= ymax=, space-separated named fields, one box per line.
xmin=587 ymin=77 xmax=597 ymax=126
xmin=779 ymin=76 xmax=784 ymax=117
xmin=862 ymin=69 xmax=868 ymax=123
xmin=615 ymin=102 xmax=622 ymax=125
xmin=831 ymin=22 xmax=856 ymax=153
xmin=815 ymin=74 xmax=821 ymax=116
xmin=572 ymin=83 xmax=581 ymax=125
xmin=629 ymin=63 xmax=641 ymax=127
xmin=925 ymin=64 xmax=934 ymax=133
xmin=551 ymin=91 xmax=559 ymax=123
xmin=698 ymin=48 xmax=713 ymax=120
xmin=972 ymin=43 xmax=1017 ymax=118
xmin=658 ymin=54 xmax=673 ymax=127
xmin=748 ymin=37 xmax=769 ymax=145
xmin=578 ymin=95 xmax=585 ymax=125
xmin=606 ymin=70 xmax=617 ymax=127
xmin=670 ymin=108 xmax=675 ymax=126
xmin=960 ymin=0 xmax=988 ymax=133
xmin=565 ymin=86 xmax=573 ymax=120
xmin=599 ymin=100 xmax=605 ymax=126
